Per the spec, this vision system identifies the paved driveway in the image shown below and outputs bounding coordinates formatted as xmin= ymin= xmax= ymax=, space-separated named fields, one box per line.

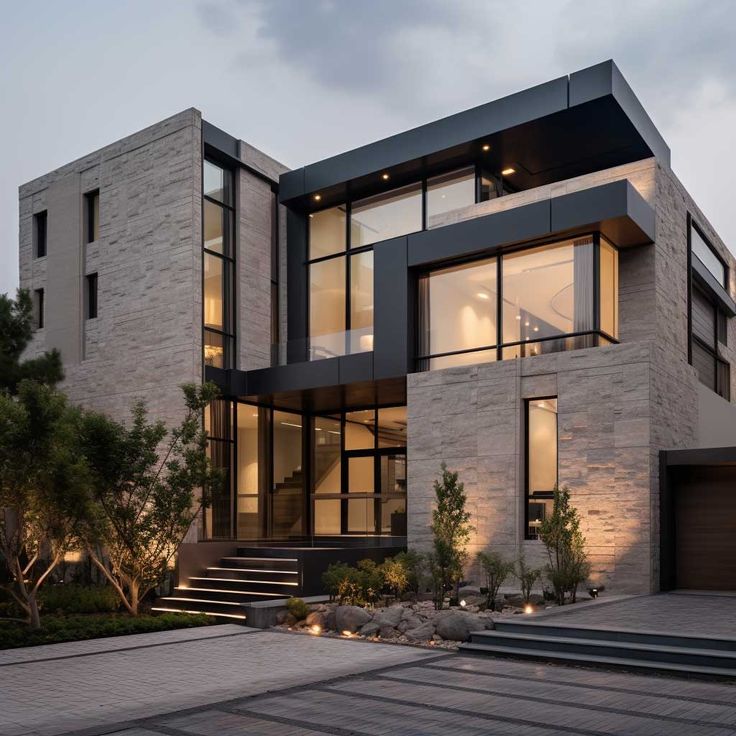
xmin=2 ymin=624 xmax=736 ymax=736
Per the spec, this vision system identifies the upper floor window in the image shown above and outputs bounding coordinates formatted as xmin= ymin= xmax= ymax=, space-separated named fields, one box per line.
xmin=691 ymin=284 xmax=730 ymax=400
xmin=33 ymin=288 xmax=44 ymax=330
xmin=85 ymin=273 xmax=98 ymax=319
xmin=34 ymin=211 xmax=47 ymax=258
xmin=351 ymin=184 xmax=422 ymax=247
xmin=85 ymin=190 xmax=99 ymax=244
xmin=416 ymin=234 xmax=618 ymax=370
xmin=690 ymin=219 xmax=726 ymax=289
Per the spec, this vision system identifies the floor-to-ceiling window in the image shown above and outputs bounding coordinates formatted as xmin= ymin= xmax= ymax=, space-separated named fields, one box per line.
xmin=417 ymin=234 xmax=619 ymax=369
xmin=203 ymin=158 xmax=235 ymax=368
xmin=204 ymin=399 xmax=234 ymax=539
xmin=526 ymin=397 xmax=558 ymax=539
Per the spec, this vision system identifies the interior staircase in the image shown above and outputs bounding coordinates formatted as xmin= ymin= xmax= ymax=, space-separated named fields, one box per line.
xmin=460 ymin=619 xmax=736 ymax=679
xmin=152 ymin=551 xmax=301 ymax=622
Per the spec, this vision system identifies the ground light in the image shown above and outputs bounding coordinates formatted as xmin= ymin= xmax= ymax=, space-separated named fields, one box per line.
xmin=459 ymin=599 xmax=467 ymax=608
xmin=524 ymin=604 xmax=534 ymax=614
xmin=310 ymin=625 xmax=322 ymax=635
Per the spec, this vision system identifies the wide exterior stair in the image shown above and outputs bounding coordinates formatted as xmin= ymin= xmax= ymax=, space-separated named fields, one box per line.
xmin=153 ymin=549 xmax=300 ymax=622
xmin=460 ymin=619 xmax=736 ymax=679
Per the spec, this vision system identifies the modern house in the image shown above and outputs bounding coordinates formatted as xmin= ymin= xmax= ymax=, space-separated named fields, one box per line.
xmin=18 ymin=60 xmax=736 ymax=619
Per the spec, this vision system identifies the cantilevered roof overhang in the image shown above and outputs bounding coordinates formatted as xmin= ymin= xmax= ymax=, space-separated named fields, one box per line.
xmin=280 ymin=60 xmax=670 ymax=210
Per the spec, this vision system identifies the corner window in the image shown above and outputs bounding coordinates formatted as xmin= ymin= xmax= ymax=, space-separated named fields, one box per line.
xmin=85 ymin=190 xmax=99 ymax=244
xmin=34 ymin=211 xmax=47 ymax=258
xmin=690 ymin=220 xmax=726 ymax=288
xmin=85 ymin=273 xmax=98 ymax=319
xmin=33 ymin=288 xmax=44 ymax=330
xmin=526 ymin=398 xmax=557 ymax=539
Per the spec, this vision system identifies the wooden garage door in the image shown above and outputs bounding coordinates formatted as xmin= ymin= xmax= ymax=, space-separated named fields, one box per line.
xmin=676 ymin=481 xmax=736 ymax=590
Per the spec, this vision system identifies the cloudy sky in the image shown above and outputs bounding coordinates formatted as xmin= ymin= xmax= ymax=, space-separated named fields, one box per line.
xmin=1 ymin=0 xmax=735 ymax=295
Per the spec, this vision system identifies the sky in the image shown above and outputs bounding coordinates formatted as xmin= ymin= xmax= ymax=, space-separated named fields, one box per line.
xmin=1 ymin=0 xmax=736 ymax=296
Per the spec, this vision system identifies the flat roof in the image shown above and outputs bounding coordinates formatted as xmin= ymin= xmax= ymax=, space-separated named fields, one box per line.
xmin=280 ymin=60 xmax=669 ymax=208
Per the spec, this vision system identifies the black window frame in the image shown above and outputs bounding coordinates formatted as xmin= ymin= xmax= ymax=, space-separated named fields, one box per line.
xmin=34 ymin=288 xmax=44 ymax=330
xmin=34 ymin=210 xmax=47 ymax=259
xmin=202 ymin=156 xmax=236 ymax=370
xmin=415 ymin=232 xmax=619 ymax=370
xmin=689 ymin=216 xmax=727 ymax=289
xmin=85 ymin=273 xmax=98 ymax=320
xmin=84 ymin=190 xmax=100 ymax=245
xmin=524 ymin=396 xmax=558 ymax=540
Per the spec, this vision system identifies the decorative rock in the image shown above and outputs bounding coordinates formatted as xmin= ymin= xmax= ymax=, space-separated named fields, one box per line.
xmin=325 ymin=611 xmax=336 ymax=631
xmin=336 ymin=605 xmax=372 ymax=633
xmin=360 ymin=621 xmax=380 ymax=637
xmin=405 ymin=621 xmax=435 ymax=641
xmin=380 ymin=626 xmax=400 ymax=639
xmin=399 ymin=614 xmax=423 ymax=632
xmin=305 ymin=611 xmax=327 ymax=629
xmin=372 ymin=607 xmax=403 ymax=628
xmin=434 ymin=611 xmax=487 ymax=642
xmin=458 ymin=585 xmax=481 ymax=597
xmin=275 ymin=609 xmax=288 ymax=625
xmin=284 ymin=613 xmax=297 ymax=627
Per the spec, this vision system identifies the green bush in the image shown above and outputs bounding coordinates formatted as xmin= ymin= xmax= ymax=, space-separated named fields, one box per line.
xmin=0 ymin=612 xmax=212 ymax=650
xmin=476 ymin=550 xmax=514 ymax=611
xmin=321 ymin=559 xmax=385 ymax=606
xmin=380 ymin=557 xmax=409 ymax=599
xmin=285 ymin=597 xmax=310 ymax=621
xmin=39 ymin=584 xmax=120 ymax=615
xmin=393 ymin=550 xmax=425 ymax=595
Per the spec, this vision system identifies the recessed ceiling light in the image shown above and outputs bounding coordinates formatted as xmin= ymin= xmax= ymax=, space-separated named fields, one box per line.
xmin=501 ymin=167 xmax=516 ymax=176
xmin=313 ymin=194 xmax=322 ymax=201
xmin=476 ymin=292 xmax=490 ymax=300
xmin=381 ymin=173 xmax=390 ymax=181
xmin=481 ymin=144 xmax=491 ymax=152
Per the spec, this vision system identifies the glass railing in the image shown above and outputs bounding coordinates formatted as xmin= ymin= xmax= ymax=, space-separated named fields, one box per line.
xmin=312 ymin=493 xmax=407 ymax=536
xmin=271 ymin=327 xmax=374 ymax=366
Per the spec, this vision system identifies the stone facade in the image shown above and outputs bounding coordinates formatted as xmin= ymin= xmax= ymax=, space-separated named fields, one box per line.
xmin=407 ymin=160 xmax=736 ymax=595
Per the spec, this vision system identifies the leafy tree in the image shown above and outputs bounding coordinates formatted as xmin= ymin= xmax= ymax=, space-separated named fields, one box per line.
xmin=538 ymin=487 xmax=591 ymax=605
xmin=0 ymin=289 xmax=63 ymax=394
xmin=429 ymin=463 xmax=474 ymax=609
xmin=515 ymin=554 xmax=542 ymax=605
xmin=0 ymin=382 xmax=91 ymax=628
xmin=78 ymin=383 xmax=222 ymax=615
xmin=477 ymin=549 xmax=514 ymax=611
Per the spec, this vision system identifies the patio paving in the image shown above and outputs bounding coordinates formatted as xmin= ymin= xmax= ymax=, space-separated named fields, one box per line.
xmin=535 ymin=592 xmax=736 ymax=637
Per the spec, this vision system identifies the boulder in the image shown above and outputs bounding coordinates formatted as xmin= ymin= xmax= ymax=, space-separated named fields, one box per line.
xmin=404 ymin=621 xmax=435 ymax=641
xmin=325 ymin=610 xmax=336 ymax=631
xmin=434 ymin=611 xmax=488 ymax=642
xmin=380 ymin=626 xmax=401 ymax=639
xmin=398 ymin=614 xmax=424 ymax=633
xmin=360 ymin=621 xmax=380 ymax=637
xmin=458 ymin=585 xmax=481 ymax=597
xmin=275 ymin=609 xmax=289 ymax=625
xmin=372 ymin=606 xmax=403 ymax=628
xmin=336 ymin=605 xmax=372 ymax=633
xmin=305 ymin=611 xmax=327 ymax=629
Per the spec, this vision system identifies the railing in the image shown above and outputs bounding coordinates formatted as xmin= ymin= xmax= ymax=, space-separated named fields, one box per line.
xmin=271 ymin=327 xmax=374 ymax=366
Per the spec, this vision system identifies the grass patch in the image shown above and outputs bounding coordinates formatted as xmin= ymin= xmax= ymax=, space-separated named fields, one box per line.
xmin=0 ymin=612 xmax=214 ymax=650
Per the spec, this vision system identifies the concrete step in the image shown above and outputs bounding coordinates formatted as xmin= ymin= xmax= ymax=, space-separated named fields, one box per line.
xmin=153 ymin=596 xmax=248 ymax=619
xmin=460 ymin=641 xmax=736 ymax=680
xmin=222 ymin=555 xmax=299 ymax=571
xmin=206 ymin=566 xmax=299 ymax=583
xmin=494 ymin=620 xmax=736 ymax=652
xmin=189 ymin=576 xmax=299 ymax=596
xmin=173 ymin=586 xmax=284 ymax=603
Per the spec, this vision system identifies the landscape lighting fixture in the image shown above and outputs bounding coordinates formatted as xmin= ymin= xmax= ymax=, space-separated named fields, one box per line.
xmin=381 ymin=172 xmax=390 ymax=181
xmin=501 ymin=167 xmax=516 ymax=176
xmin=524 ymin=604 xmax=534 ymax=614
xmin=313 ymin=194 xmax=322 ymax=202
xmin=481 ymin=144 xmax=491 ymax=152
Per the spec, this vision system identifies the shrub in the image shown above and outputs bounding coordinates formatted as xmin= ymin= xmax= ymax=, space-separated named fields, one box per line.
xmin=321 ymin=559 xmax=385 ymax=606
xmin=356 ymin=559 xmax=383 ymax=605
xmin=429 ymin=463 xmax=474 ymax=609
xmin=538 ymin=487 xmax=591 ymax=605
xmin=380 ymin=557 xmax=409 ymax=600
xmin=476 ymin=550 xmax=514 ymax=611
xmin=515 ymin=555 xmax=542 ymax=604
xmin=285 ymin=597 xmax=310 ymax=621
xmin=39 ymin=584 xmax=119 ymax=615
xmin=393 ymin=550 xmax=425 ymax=596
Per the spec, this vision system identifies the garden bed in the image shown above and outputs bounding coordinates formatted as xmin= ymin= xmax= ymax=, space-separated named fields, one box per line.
xmin=0 ymin=612 xmax=214 ymax=650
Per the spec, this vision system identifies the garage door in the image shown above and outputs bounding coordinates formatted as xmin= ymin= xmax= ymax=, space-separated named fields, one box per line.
xmin=676 ymin=479 xmax=736 ymax=589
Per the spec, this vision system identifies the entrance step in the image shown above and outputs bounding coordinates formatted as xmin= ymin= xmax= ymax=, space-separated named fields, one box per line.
xmin=460 ymin=620 xmax=736 ymax=678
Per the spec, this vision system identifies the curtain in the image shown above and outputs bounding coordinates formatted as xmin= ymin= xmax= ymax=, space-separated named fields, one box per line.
xmin=573 ymin=237 xmax=595 ymax=348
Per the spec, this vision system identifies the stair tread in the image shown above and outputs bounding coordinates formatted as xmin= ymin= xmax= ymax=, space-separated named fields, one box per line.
xmin=161 ymin=596 xmax=244 ymax=606
xmin=207 ymin=567 xmax=298 ymax=575
xmin=191 ymin=577 xmax=298 ymax=586
xmin=471 ymin=630 xmax=736 ymax=660
xmin=460 ymin=642 xmax=736 ymax=678
xmin=222 ymin=556 xmax=298 ymax=562
xmin=175 ymin=587 xmax=283 ymax=598
xmin=151 ymin=606 xmax=247 ymax=621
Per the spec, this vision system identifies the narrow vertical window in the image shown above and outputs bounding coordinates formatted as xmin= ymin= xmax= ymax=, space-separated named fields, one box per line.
xmin=34 ymin=288 xmax=44 ymax=329
xmin=270 ymin=190 xmax=280 ymax=364
xmin=34 ymin=211 xmax=47 ymax=258
xmin=85 ymin=190 xmax=100 ymax=244
xmin=85 ymin=273 xmax=98 ymax=319
xmin=526 ymin=398 xmax=558 ymax=539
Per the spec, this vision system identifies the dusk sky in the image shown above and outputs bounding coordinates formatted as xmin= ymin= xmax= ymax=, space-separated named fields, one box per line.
xmin=2 ymin=0 xmax=735 ymax=295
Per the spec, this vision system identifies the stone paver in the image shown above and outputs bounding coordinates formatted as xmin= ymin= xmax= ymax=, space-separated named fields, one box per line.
xmin=536 ymin=593 xmax=736 ymax=637
xmin=0 ymin=629 xmax=441 ymax=736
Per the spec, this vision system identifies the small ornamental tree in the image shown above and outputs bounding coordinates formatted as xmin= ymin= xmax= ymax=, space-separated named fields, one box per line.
xmin=476 ymin=550 xmax=514 ymax=611
xmin=515 ymin=554 xmax=542 ymax=605
xmin=79 ymin=383 xmax=222 ymax=615
xmin=0 ymin=289 xmax=63 ymax=394
xmin=429 ymin=463 xmax=474 ymax=609
xmin=538 ymin=486 xmax=591 ymax=605
xmin=0 ymin=382 xmax=91 ymax=628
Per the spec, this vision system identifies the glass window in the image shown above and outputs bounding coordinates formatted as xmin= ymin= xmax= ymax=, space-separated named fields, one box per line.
xmin=204 ymin=160 xmax=232 ymax=205
xmin=85 ymin=191 xmax=99 ymax=244
xmin=34 ymin=211 xmax=47 ymax=258
xmin=310 ymin=207 xmax=346 ymax=259
xmin=34 ymin=288 xmax=44 ymax=330
xmin=85 ymin=273 xmax=98 ymax=320
xmin=418 ymin=257 xmax=496 ymax=366
xmin=272 ymin=411 xmax=304 ymax=538
xmin=313 ymin=416 xmax=341 ymax=493
xmin=351 ymin=183 xmax=422 ymax=247
xmin=348 ymin=456 xmax=374 ymax=492
xmin=204 ymin=199 xmax=232 ymax=256
xmin=345 ymin=410 xmax=375 ymax=450
xmin=527 ymin=398 xmax=558 ymax=539
xmin=350 ymin=251 xmax=374 ymax=353
xmin=426 ymin=167 xmax=476 ymax=223
xmin=376 ymin=407 xmax=407 ymax=448
xmin=599 ymin=238 xmax=619 ymax=339
xmin=691 ymin=223 xmax=726 ymax=288
xmin=309 ymin=256 xmax=346 ymax=359
xmin=236 ymin=407 xmax=267 ymax=539
xmin=203 ymin=254 xmax=225 ymax=331
xmin=204 ymin=329 xmax=225 ymax=368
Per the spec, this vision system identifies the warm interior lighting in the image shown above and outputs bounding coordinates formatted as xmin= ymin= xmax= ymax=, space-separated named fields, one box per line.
xmin=359 ymin=333 xmax=374 ymax=351
xmin=280 ymin=421 xmax=302 ymax=429
xmin=381 ymin=173 xmax=390 ymax=181
xmin=475 ymin=292 xmax=490 ymax=301
xmin=501 ymin=167 xmax=516 ymax=176
xmin=481 ymin=144 xmax=491 ymax=152
xmin=313 ymin=194 xmax=322 ymax=201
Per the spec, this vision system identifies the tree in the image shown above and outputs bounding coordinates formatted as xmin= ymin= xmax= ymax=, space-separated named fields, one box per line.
xmin=515 ymin=554 xmax=542 ymax=605
xmin=0 ymin=382 xmax=91 ymax=627
xmin=79 ymin=383 xmax=222 ymax=615
xmin=477 ymin=550 xmax=514 ymax=611
xmin=429 ymin=463 xmax=474 ymax=609
xmin=538 ymin=487 xmax=591 ymax=605
xmin=0 ymin=289 xmax=63 ymax=394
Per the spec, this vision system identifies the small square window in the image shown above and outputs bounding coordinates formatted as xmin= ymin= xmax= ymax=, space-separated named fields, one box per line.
xmin=85 ymin=273 xmax=98 ymax=319
xmin=34 ymin=211 xmax=47 ymax=258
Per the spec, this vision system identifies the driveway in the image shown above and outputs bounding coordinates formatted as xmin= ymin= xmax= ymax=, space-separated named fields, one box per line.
xmin=2 ymin=624 xmax=736 ymax=736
